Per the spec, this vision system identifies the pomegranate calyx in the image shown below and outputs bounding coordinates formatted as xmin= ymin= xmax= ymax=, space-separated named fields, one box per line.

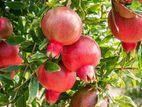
xmin=122 ymin=42 xmax=137 ymax=53
xmin=77 ymin=65 xmax=96 ymax=82
xmin=47 ymin=42 xmax=63 ymax=59
xmin=45 ymin=89 xmax=60 ymax=105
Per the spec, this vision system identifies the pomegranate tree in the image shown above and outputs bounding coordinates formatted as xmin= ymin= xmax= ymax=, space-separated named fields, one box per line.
xmin=62 ymin=36 xmax=101 ymax=82
xmin=0 ymin=17 xmax=13 ymax=39
xmin=38 ymin=62 xmax=76 ymax=92
xmin=70 ymin=86 xmax=108 ymax=107
xmin=41 ymin=6 xmax=82 ymax=58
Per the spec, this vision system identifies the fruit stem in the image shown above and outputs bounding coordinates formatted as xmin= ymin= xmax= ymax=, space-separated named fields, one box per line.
xmin=47 ymin=42 xmax=63 ymax=59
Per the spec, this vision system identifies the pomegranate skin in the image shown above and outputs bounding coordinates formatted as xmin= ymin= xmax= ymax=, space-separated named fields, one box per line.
xmin=41 ymin=7 xmax=82 ymax=58
xmin=45 ymin=90 xmax=60 ymax=105
xmin=0 ymin=17 xmax=13 ymax=39
xmin=0 ymin=41 xmax=22 ymax=68
xmin=38 ymin=63 xmax=76 ymax=92
xmin=71 ymin=86 xmax=108 ymax=107
xmin=122 ymin=42 xmax=137 ymax=53
xmin=108 ymin=10 xmax=142 ymax=43
xmin=62 ymin=36 xmax=101 ymax=71
xmin=41 ymin=6 xmax=82 ymax=45
xmin=139 ymin=0 xmax=142 ymax=3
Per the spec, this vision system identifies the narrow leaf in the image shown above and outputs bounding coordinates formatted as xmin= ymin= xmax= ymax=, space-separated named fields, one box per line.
xmin=44 ymin=61 xmax=61 ymax=72
xmin=0 ymin=65 xmax=21 ymax=73
xmin=28 ymin=76 xmax=39 ymax=103
xmin=6 ymin=36 xmax=25 ymax=45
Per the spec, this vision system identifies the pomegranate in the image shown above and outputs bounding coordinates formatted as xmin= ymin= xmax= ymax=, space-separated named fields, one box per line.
xmin=38 ymin=62 xmax=76 ymax=92
xmin=62 ymin=36 xmax=101 ymax=82
xmin=0 ymin=41 xmax=22 ymax=79
xmin=41 ymin=6 xmax=82 ymax=58
xmin=45 ymin=89 xmax=60 ymax=105
xmin=0 ymin=41 xmax=22 ymax=68
xmin=70 ymin=86 xmax=108 ymax=107
xmin=122 ymin=42 xmax=137 ymax=53
xmin=0 ymin=17 xmax=13 ymax=39
xmin=139 ymin=0 xmax=142 ymax=3
xmin=108 ymin=10 xmax=142 ymax=43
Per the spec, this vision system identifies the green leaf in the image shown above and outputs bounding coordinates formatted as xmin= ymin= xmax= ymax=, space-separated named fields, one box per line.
xmin=28 ymin=52 xmax=47 ymax=63
xmin=6 ymin=36 xmax=26 ymax=45
xmin=16 ymin=95 xmax=26 ymax=107
xmin=0 ymin=74 xmax=14 ymax=84
xmin=137 ymin=45 xmax=142 ymax=70
xmin=6 ymin=1 xmax=27 ymax=10
xmin=38 ymin=39 xmax=48 ymax=50
xmin=0 ymin=93 xmax=9 ymax=106
xmin=28 ymin=76 xmax=39 ymax=103
xmin=125 ymin=70 xmax=141 ymax=82
xmin=114 ymin=95 xmax=136 ymax=107
xmin=44 ymin=61 xmax=61 ymax=72
xmin=0 ymin=65 xmax=21 ymax=73
xmin=130 ymin=0 xmax=142 ymax=12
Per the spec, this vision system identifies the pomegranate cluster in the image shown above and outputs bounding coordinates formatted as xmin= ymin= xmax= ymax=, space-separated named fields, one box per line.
xmin=108 ymin=0 xmax=142 ymax=53
xmin=0 ymin=17 xmax=22 ymax=79
xmin=38 ymin=6 xmax=101 ymax=105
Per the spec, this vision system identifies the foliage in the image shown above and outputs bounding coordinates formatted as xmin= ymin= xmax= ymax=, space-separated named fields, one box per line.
xmin=0 ymin=0 xmax=142 ymax=107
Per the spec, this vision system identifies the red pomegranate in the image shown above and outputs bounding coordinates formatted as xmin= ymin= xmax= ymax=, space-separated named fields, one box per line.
xmin=41 ymin=6 xmax=82 ymax=58
xmin=0 ymin=41 xmax=22 ymax=79
xmin=139 ymin=0 xmax=142 ymax=3
xmin=45 ymin=89 xmax=60 ymax=105
xmin=38 ymin=62 xmax=76 ymax=92
xmin=62 ymin=36 xmax=101 ymax=82
xmin=0 ymin=41 xmax=22 ymax=68
xmin=70 ymin=86 xmax=108 ymax=107
xmin=0 ymin=17 xmax=13 ymax=39
xmin=122 ymin=42 xmax=137 ymax=53
xmin=108 ymin=10 xmax=142 ymax=43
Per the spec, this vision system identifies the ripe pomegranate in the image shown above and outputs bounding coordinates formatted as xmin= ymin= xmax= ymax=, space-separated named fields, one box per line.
xmin=0 ymin=17 xmax=13 ymax=39
xmin=0 ymin=41 xmax=22 ymax=79
xmin=62 ymin=36 xmax=101 ymax=82
xmin=122 ymin=42 xmax=137 ymax=53
xmin=41 ymin=6 xmax=82 ymax=58
xmin=70 ymin=86 xmax=108 ymax=107
xmin=139 ymin=0 xmax=142 ymax=3
xmin=108 ymin=10 xmax=142 ymax=43
xmin=0 ymin=41 xmax=22 ymax=68
xmin=45 ymin=89 xmax=60 ymax=105
xmin=38 ymin=62 xmax=76 ymax=92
